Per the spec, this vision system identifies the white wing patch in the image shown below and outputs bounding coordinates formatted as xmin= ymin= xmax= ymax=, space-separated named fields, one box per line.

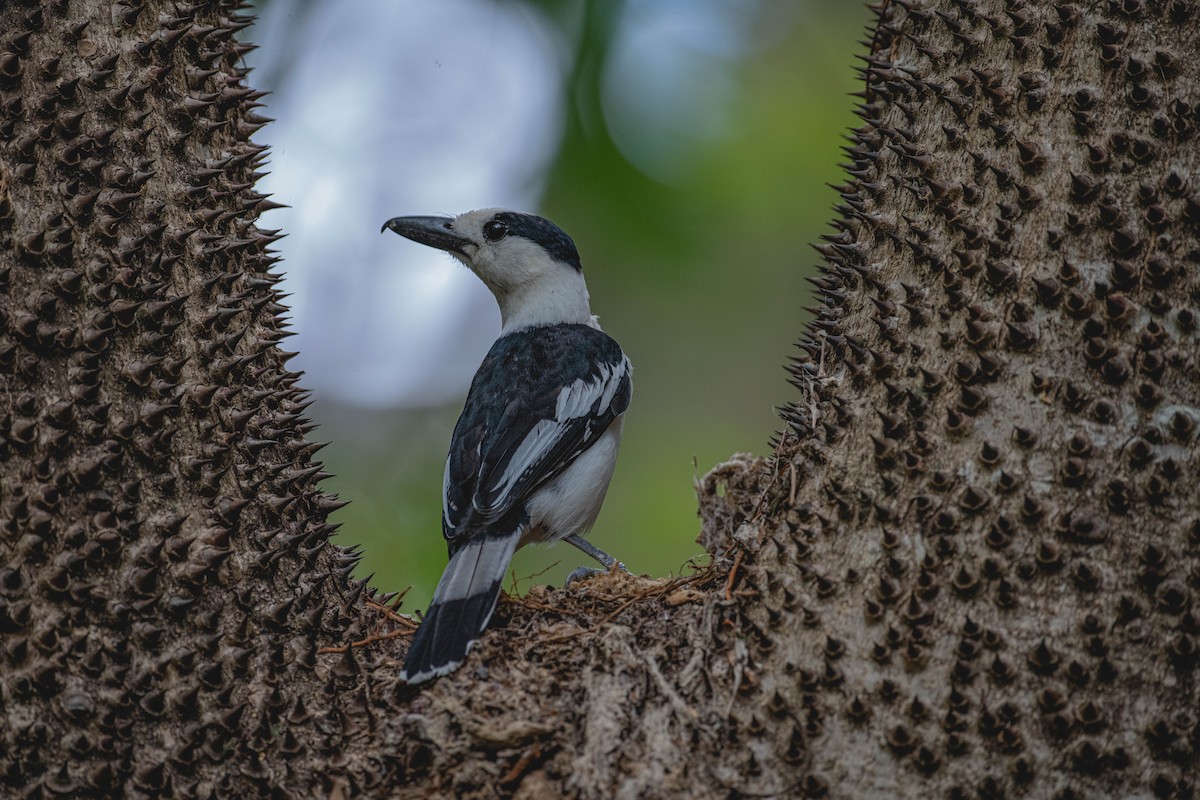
xmin=600 ymin=356 xmax=630 ymax=412
xmin=555 ymin=364 xmax=606 ymax=421
xmin=486 ymin=418 xmax=561 ymax=510
xmin=554 ymin=360 xmax=628 ymax=421
xmin=482 ymin=358 xmax=629 ymax=517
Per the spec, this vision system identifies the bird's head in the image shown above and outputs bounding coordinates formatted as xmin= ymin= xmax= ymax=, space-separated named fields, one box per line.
xmin=383 ymin=208 xmax=594 ymax=331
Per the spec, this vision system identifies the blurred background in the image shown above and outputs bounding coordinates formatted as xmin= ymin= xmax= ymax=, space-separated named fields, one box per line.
xmin=245 ymin=0 xmax=870 ymax=610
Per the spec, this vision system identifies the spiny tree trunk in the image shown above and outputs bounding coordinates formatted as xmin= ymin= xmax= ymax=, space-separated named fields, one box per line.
xmin=2 ymin=1 xmax=1198 ymax=799
xmin=0 ymin=2 xmax=367 ymax=796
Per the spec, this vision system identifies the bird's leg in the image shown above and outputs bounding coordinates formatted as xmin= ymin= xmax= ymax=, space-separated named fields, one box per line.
xmin=566 ymin=534 xmax=621 ymax=569
xmin=564 ymin=534 xmax=628 ymax=587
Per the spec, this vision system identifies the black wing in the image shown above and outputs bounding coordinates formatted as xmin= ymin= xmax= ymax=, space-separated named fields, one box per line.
xmin=442 ymin=324 xmax=631 ymax=549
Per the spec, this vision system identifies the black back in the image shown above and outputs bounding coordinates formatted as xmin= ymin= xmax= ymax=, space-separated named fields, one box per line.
xmin=442 ymin=323 xmax=631 ymax=552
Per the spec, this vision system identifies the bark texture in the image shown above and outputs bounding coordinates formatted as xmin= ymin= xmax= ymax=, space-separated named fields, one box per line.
xmin=0 ymin=2 xmax=367 ymax=797
xmin=2 ymin=1 xmax=1199 ymax=799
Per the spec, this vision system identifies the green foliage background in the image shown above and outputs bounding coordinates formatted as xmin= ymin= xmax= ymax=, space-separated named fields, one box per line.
xmin=304 ymin=1 xmax=871 ymax=610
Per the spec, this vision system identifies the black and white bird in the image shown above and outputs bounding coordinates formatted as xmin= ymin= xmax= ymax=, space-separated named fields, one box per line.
xmin=382 ymin=209 xmax=632 ymax=684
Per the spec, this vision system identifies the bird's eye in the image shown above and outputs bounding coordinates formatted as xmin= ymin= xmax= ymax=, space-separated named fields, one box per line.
xmin=483 ymin=220 xmax=508 ymax=242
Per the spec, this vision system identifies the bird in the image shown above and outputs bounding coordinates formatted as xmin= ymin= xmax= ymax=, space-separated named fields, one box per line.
xmin=382 ymin=208 xmax=632 ymax=684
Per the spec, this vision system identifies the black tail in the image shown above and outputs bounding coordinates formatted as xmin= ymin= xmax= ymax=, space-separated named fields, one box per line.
xmin=401 ymin=534 xmax=519 ymax=683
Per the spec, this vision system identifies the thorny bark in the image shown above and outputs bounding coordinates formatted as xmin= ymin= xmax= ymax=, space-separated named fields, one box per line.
xmin=1 ymin=1 xmax=1198 ymax=799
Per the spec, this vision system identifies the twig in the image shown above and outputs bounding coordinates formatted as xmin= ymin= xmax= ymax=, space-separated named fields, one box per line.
xmin=499 ymin=745 xmax=543 ymax=786
xmin=387 ymin=585 xmax=411 ymax=611
xmin=724 ymin=548 xmax=744 ymax=601
xmin=597 ymin=594 xmax=642 ymax=625
xmin=508 ymin=560 xmax=560 ymax=595
xmin=317 ymin=628 xmax=413 ymax=654
xmin=364 ymin=597 xmax=419 ymax=628
xmin=504 ymin=595 xmax=566 ymax=613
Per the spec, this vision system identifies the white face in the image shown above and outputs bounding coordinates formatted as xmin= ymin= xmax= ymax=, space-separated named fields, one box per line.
xmin=384 ymin=207 xmax=594 ymax=331
xmin=444 ymin=208 xmax=565 ymax=297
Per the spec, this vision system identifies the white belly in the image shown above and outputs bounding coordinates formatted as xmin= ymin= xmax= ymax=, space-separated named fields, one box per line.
xmin=523 ymin=416 xmax=624 ymax=546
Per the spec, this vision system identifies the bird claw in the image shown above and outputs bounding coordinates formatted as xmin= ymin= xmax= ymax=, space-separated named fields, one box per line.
xmin=564 ymin=562 xmax=628 ymax=588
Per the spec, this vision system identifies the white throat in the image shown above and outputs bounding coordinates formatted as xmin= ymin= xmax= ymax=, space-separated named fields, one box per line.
xmin=496 ymin=267 xmax=598 ymax=333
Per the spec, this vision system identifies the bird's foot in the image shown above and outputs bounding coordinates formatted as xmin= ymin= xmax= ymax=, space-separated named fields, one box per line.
xmin=564 ymin=561 xmax=628 ymax=589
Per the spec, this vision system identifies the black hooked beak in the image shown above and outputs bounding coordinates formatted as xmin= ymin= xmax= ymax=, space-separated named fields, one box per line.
xmin=381 ymin=215 xmax=472 ymax=257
